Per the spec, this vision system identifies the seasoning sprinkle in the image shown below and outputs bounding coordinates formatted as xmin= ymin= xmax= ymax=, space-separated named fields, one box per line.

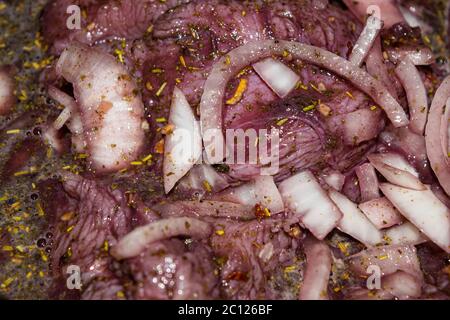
xmin=303 ymin=104 xmax=316 ymax=112
xmin=276 ymin=118 xmax=288 ymax=126
xmin=155 ymin=82 xmax=167 ymax=97
xmin=226 ymin=78 xmax=248 ymax=105
xmin=6 ymin=129 xmax=21 ymax=134
xmin=203 ymin=180 xmax=212 ymax=193
xmin=179 ymin=56 xmax=187 ymax=68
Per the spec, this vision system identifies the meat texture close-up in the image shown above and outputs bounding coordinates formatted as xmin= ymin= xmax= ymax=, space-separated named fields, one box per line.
xmin=0 ymin=0 xmax=449 ymax=300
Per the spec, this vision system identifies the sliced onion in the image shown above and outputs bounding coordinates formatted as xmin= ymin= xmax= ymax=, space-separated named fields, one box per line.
xmin=200 ymin=40 xmax=408 ymax=162
xmin=164 ymin=87 xmax=202 ymax=193
xmin=214 ymin=175 xmax=284 ymax=214
xmin=111 ymin=217 xmax=212 ymax=260
xmin=395 ymin=58 xmax=428 ymax=135
xmin=253 ymin=58 xmax=300 ymax=98
xmin=155 ymin=200 xmax=256 ymax=220
xmin=0 ymin=67 xmax=15 ymax=116
xmin=348 ymin=244 xmax=423 ymax=281
xmin=387 ymin=47 xmax=435 ymax=66
xmin=299 ymin=236 xmax=332 ymax=300
xmin=359 ymin=197 xmax=403 ymax=230
xmin=382 ymin=271 xmax=422 ymax=299
xmin=349 ymin=15 xmax=383 ymax=67
xmin=426 ymin=76 xmax=450 ymax=196
xmin=322 ymin=171 xmax=346 ymax=191
xmin=365 ymin=39 xmax=399 ymax=100
xmin=278 ymin=170 xmax=342 ymax=240
xmin=368 ymin=152 xmax=425 ymax=190
xmin=380 ymin=183 xmax=450 ymax=253
xmin=355 ymin=163 xmax=380 ymax=202
xmin=48 ymin=86 xmax=80 ymax=130
xmin=384 ymin=222 xmax=427 ymax=246
xmin=329 ymin=189 xmax=383 ymax=246
xmin=177 ymin=164 xmax=230 ymax=194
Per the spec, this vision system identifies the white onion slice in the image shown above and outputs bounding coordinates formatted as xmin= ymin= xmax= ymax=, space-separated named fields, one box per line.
xmin=278 ymin=170 xmax=342 ymax=240
xmin=368 ymin=152 xmax=425 ymax=190
xmin=200 ymin=40 xmax=408 ymax=163
xmin=355 ymin=163 xmax=380 ymax=202
xmin=111 ymin=217 xmax=212 ymax=260
xmin=299 ymin=236 xmax=332 ymax=300
xmin=380 ymin=183 xmax=450 ymax=253
xmin=322 ymin=171 xmax=346 ymax=191
xmin=359 ymin=197 xmax=403 ymax=230
xmin=425 ymin=76 xmax=450 ymax=196
xmin=253 ymin=58 xmax=300 ymax=98
xmin=387 ymin=47 xmax=435 ymax=66
xmin=164 ymin=87 xmax=202 ymax=193
xmin=348 ymin=245 xmax=423 ymax=281
xmin=382 ymin=271 xmax=422 ymax=300
xmin=349 ymin=15 xmax=383 ymax=67
xmin=384 ymin=222 xmax=427 ymax=246
xmin=395 ymin=59 xmax=428 ymax=135
xmin=329 ymin=189 xmax=383 ymax=246
xmin=0 ymin=67 xmax=15 ymax=116
xmin=213 ymin=175 xmax=284 ymax=214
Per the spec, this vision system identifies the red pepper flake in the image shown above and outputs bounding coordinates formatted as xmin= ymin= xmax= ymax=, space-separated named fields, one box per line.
xmin=225 ymin=271 xmax=248 ymax=282
xmin=254 ymin=204 xmax=271 ymax=220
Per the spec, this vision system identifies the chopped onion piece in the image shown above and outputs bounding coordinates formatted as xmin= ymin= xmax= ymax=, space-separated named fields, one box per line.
xmin=200 ymin=40 xmax=408 ymax=163
xmin=111 ymin=217 xmax=212 ymax=260
xmin=395 ymin=59 xmax=428 ymax=135
xmin=341 ymin=108 xmax=383 ymax=146
xmin=348 ymin=245 xmax=423 ymax=281
xmin=213 ymin=175 xmax=284 ymax=214
xmin=382 ymin=271 xmax=422 ymax=299
xmin=355 ymin=163 xmax=380 ymax=202
xmin=164 ymin=87 xmax=202 ymax=193
xmin=299 ymin=236 xmax=332 ymax=300
xmin=425 ymin=76 xmax=450 ymax=196
xmin=329 ymin=189 xmax=383 ymax=246
xmin=279 ymin=170 xmax=342 ymax=240
xmin=368 ymin=152 xmax=425 ymax=190
xmin=253 ymin=58 xmax=300 ymax=98
xmin=359 ymin=197 xmax=403 ymax=230
xmin=380 ymin=183 xmax=450 ymax=253
xmin=384 ymin=222 xmax=427 ymax=246
xmin=349 ymin=15 xmax=383 ymax=67
xmin=322 ymin=171 xmax=346 ymax=191
xmin=258 ymin=242 xmax=274 ymax=263
xmin=177 ymin=164 xmax=230 ymax=195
